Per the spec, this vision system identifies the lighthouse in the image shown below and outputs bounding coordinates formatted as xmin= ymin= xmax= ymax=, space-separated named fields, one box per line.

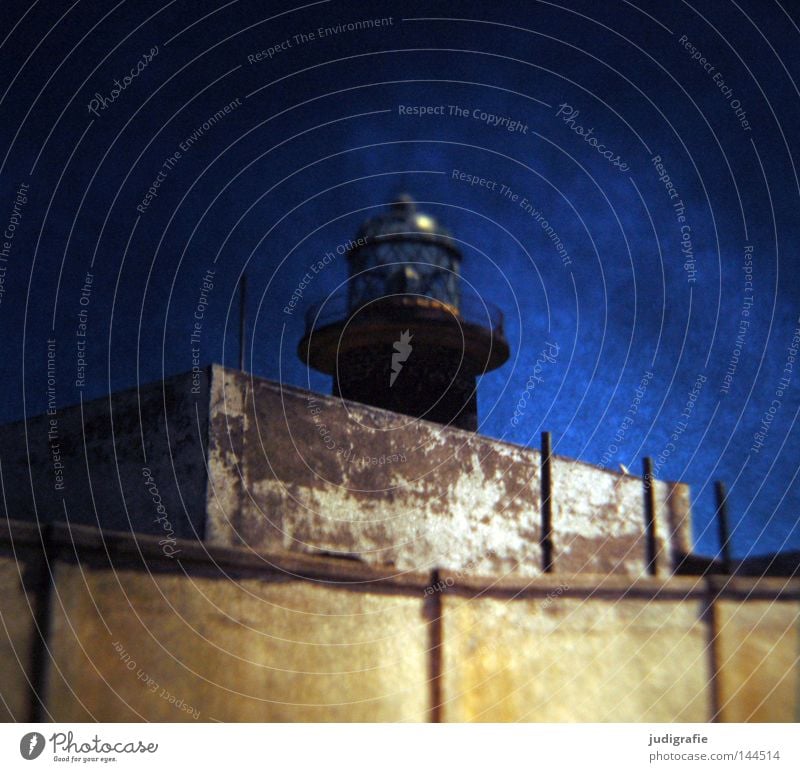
xmin=298 ymin=196 xmax=510 ymax=431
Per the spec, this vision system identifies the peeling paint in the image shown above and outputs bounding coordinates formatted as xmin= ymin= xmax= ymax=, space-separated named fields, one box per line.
xmin=205 ymin=367 xmax=691 ymax=578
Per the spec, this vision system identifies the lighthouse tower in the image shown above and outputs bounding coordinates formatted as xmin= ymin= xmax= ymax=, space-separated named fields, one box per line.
xmin=298 ymin=197 xmax=509 ymax=431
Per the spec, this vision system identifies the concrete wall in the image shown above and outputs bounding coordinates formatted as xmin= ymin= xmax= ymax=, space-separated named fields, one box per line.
xmin=716 ymin=595 xmax=800 ymax=721
xmin=46 ymin=565 xmax=428 ymax=722
xmin=0 ymin=366 xmax=693 ymax=578
xmin=0 ymin=556 xmax=37 ymax=721
xmin=442 ymin=594 xmax=711 ymax=721
xmin=1 ymin=522 xmax=797 ymax=723
xmin=0 ymin=370 xmax=210 ymax=540
xmin=204 ymin=366 xmax=692 ymax=578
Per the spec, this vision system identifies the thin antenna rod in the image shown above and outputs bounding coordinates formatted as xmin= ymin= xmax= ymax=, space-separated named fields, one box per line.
xmin=541 ymin=431 xmax=554 ymax=573
xmin=238 ymin=276 xmax=247 ymax=372
xmin=642 ymin=457 xmax=657 ymax=576
xmin=715 ymin=481 xmax=732 ymax=574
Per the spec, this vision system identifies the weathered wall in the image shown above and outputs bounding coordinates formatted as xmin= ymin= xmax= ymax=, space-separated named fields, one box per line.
xmin=204 ymin=367 xmax=692 ymax=578
xmin=716 ymin=596 xmax=799 ymax=722
xmin=441 ymin=593 xmax=711 ymax=721
xmin=0 ymin=366 xmax=692 ymax=577
xmin=1 ymin=523 xmax=797 ymax=723
xmin=46 ymin=564 xmax=429 ymax=722
xmin=550 ymin=459 xmax=689 ymax=576
xmin=223 ymin=372 xmax=544 ymax=576
xmin=0 ymin=371 xmax=210 ymax=540
xmin=0 ymin=555 xmax=37 ymax=721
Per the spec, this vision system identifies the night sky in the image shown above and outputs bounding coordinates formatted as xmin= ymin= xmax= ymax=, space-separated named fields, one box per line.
xmin=1 ymin=0 xmax=799 ymax=558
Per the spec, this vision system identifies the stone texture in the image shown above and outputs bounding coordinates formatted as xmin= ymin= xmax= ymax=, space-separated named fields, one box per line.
xmin=204 ymin=366 xmax=247 ymax=545
xmin=551 ymin=458 xmax=645 ymax=575
xmin=206 ymin=367 xmax=692 ymax=578
xmin=550 ymin=458 xmax=685 ymax=577
xmin=0 ymin=555 xmax=36 ymax=720
xmin=441 ymin=594 xmax=711 ymax=721
xmin=661 ymin=481 xmax=693 ymax=559
xmin=716 ymin=599 xmax=799 ymax=722
xmin=46 ymin=562 xmax=429 ymax=722
xmin=0 ymin=365 xmax=693 ymax=577
xmin=3 ymin=521 xmax=797 ymax=723
xmin=0 ymin=370 xmax=210 ymax=540
xmin=233 ymin=374 xmax=542 ymax=576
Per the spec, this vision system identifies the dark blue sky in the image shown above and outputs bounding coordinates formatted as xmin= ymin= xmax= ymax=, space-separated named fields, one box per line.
xmin=1 ymin=0 xmax=798 ymax=557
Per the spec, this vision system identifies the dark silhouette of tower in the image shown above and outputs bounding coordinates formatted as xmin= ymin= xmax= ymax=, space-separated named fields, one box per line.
xmin=298 ymin=197 xmax=509 ymax=431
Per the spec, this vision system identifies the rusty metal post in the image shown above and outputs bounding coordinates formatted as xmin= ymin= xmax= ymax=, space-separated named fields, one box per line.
xmin=715 ymin=481 xmax=732 ymax=574
xmin=642 ymin=457 xmax=657 ymax=576
xmin=541 ymin=431 xmax=554 ymax=573
xmin=28 ymin=523 xmax=56 ymax=722
xmin=238 ymin=275 xmax=247 ymax=372
xmin=425 ymin=569 xmax=444 ymax=722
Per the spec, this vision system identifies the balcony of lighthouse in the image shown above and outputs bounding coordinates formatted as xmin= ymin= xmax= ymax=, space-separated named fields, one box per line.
xmin=298 ymin=287 xmax=509 ymax=378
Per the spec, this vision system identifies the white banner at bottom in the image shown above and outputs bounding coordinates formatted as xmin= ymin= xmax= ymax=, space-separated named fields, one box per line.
xmin=0 ymin=723 xmax=796 ymax=771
